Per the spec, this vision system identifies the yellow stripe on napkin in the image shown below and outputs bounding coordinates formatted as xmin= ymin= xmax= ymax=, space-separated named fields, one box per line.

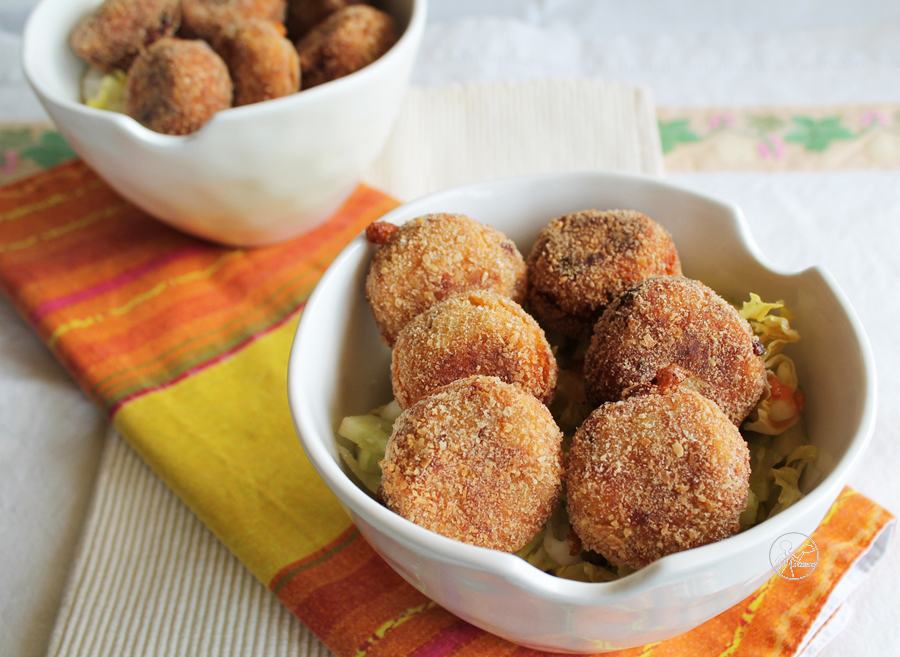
xmin=115 ymin=316 xmax=353 ymax=583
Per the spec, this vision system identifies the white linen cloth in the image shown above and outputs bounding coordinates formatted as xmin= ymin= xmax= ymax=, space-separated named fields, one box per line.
xmin=2 ymin=1 xmax=900 ymax=656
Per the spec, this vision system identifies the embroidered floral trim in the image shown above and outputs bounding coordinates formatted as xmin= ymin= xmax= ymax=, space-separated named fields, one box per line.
xmin=0 ymin=124 xmax=76 ymax=186
xmin=1 ymin=106 xmax=899 ymax=186
xmin=658 ymin=106 xmax=900 ymax=171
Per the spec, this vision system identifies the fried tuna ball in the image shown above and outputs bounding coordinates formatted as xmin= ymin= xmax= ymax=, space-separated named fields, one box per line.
xmin=566 ymin=388 xmax=750 ymax=570
xmin=526 ymin=209 xmax=682 ymax=339
xmin=181 ymin=0 xmax=287 ymax=41
xmin=285 ymin=0 xmax=361 ymax=40
xmin=365 ymin=214 xmax=527 ymax=347
xmin=391 ymin=290 xmax=557 ymax=409
xmin=584 ymin=276 xmax=766 ymax=425
xmin=214 ymin=19 xmax=300 ymax=105
xmin=124 ymin=37 xmax=233 ymax=135
xmin=70 ymin=0 xmax=181 ymax=73
xmin=380 ymin=375 xmax=564 ymax=552
xmin=295 ymin=4 xmax=397 ymax=88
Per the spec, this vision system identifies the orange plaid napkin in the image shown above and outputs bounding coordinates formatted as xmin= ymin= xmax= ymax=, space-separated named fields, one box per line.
xmin=0 ymin=159 xmax=894 ymax=657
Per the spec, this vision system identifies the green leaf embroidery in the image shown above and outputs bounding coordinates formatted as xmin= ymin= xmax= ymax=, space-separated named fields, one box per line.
xmin=1 ymin=128 xmax=35 ymax=169
xmin=19 ymin=131 xmax=77 ymax=169
xmin=658 ymin=119 xmax=700 ymax=153
xmin=784 ymin=116 xmax=854 ymax=152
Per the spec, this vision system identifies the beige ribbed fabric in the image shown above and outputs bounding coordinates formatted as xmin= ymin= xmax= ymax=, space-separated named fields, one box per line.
xmin=48 ymin=427 xmax=328 ymax=657
xmin=366 ymin=80 xmax=663 ymax=196
xmin=46 ymin=79 xmax=662 ymax=657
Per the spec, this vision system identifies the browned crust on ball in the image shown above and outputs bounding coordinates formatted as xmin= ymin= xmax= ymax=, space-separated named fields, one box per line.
xmin=285 ymin=0 xmax=361 ymax=40
xmin=70 ymin=0 xmax=181 ymax=73
xmin=365 ymin=214 xmax=527 ymax=347
xmin=214 ymin=19 xmax=300 ymax=105
xmin=380 ymin=375 xmax=565 ymax=552
xmin=584 ymin=276 xmax=766 ymax=424
xmin=124 ymin=37 xmax=233 ymax=135
xmin=295 ymin=4 xmax=397 ymax=88
xmin=525 ymin=209 xmax=682 ymax=339
xmin=566 ymin=388 xmax=750 ymax=570
xmin=391 ymin=290 xmax=558 ymax=409
xmin=180 ymin=0 xmax=287 ymax=42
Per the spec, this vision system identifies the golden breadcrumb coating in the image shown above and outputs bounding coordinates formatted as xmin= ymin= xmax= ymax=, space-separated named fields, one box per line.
xmin=566 ymin=388 xmax=750 ymax=570
xmin=70 ymin=0 xmax=181 ymax=73
xmin=365 ymin=214 xmax=527 ymax=347
xmin=526 ymin=209 xmax=682 ymax=339
xmin=124 ymin=37 xmax=233 ymax=135
xmin=391 ymin=290 xmax=557 ymax=409
xmin=180 ymin=0 xmax=286 ymax=41
xmin=295 ymin=4 xmax=397 ymax=88
xmin=380 ymin=375 xmax=564 ymax=552
xmin=214 ymin=19 xmax=300 ymax=105
xmin=285 ymin=0 xmax=361 ymax=40
xmin=584 ymin=276 xmax=766 ymax=425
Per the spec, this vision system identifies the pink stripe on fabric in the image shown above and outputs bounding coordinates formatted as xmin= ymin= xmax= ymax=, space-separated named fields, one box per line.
xmin=30 ymin=245 xmax=207 ymax=322
xmin=106 ymin=300 xmax=306 ymax=418
xmin=408 ymin=620 xmax=483 ymax=657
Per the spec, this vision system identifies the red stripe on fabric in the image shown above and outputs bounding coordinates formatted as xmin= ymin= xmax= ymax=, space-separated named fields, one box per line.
xmin=408 ymin=619 xmax=484 ymax=657
xmin=272 ymin=527 xmax=430 ymax=657
xmin=270 ymin=527 xmax=361 ymax=596
xmin=107 ymin=300 xmax=305 ymax=417
xmin=287 ymin=551 xmax=415 ymax=647
xmin=30 ymin=244 xmax=207 ymax=321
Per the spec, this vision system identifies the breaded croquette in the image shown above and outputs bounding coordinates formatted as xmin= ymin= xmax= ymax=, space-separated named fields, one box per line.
xmin=214 ymin=19 xmax=300 ymax=105
xmin=285 ymin=0 xmax=361 ymax=40
xmin=566 ymin=388 xmax=750 ymax=570
xmin=295 ymin=4 xmax=397 ymax=88
xmin=124 ymin=37 xmax=233 ymax=135
xmin=69 ymin=0 xmax=181 ymax=73
xmin=180 ymin=0 xmax=287 ymax=41
xmin=391 ymin=290 xmax=557 ymax=409
xmin=584 ymin=276 xmax=767 ymax=425
xmin=365 ymin=214 xmax=527 ymax=347
xmin=526 ymin=209 xmax=682 ymax=339
xmin=380 ymin=375 xmax=565 ymax=552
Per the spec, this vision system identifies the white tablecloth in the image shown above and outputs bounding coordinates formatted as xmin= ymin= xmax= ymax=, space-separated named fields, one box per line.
xmin=2 ymin=1 xmax=899 ymax=656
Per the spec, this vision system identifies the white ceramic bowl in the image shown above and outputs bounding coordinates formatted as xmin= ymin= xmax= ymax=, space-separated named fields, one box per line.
xmin=287 ymin=171 xmax=876 ymax=653
xmin=22 ymin=0 xmax=425 ymax=247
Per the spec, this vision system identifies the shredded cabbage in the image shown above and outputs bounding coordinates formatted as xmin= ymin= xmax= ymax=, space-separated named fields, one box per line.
xmin=337 ymin=294 xmax=817 ymax=580
xmin=516 ymin=501 xmax=634 ymax=582
xmin=740 ymin=295 xmax=806 ymax=436
xmin=740 ymin=293 xmax=800 ymax=362
xmin=738 ymin=293 xmax=816 ymax=526
xmin=82 ymin=68 xmax=127 ymax=113
xmin=336 ymin=405 xmax=394 ymax=494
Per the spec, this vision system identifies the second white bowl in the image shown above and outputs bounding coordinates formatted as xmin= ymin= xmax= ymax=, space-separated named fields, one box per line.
xmin=22 ymin=0 xmax=426 ymax=246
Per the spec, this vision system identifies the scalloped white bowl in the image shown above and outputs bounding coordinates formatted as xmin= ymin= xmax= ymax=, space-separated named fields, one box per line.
xmin=22 ymin=0 xmax=426 ymax=247
xmin=287 ymin=171 xmax=876 ymax=653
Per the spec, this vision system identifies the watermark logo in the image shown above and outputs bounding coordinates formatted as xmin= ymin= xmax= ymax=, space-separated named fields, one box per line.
xmin=770 ymin=532 xmax=818 ymax=580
